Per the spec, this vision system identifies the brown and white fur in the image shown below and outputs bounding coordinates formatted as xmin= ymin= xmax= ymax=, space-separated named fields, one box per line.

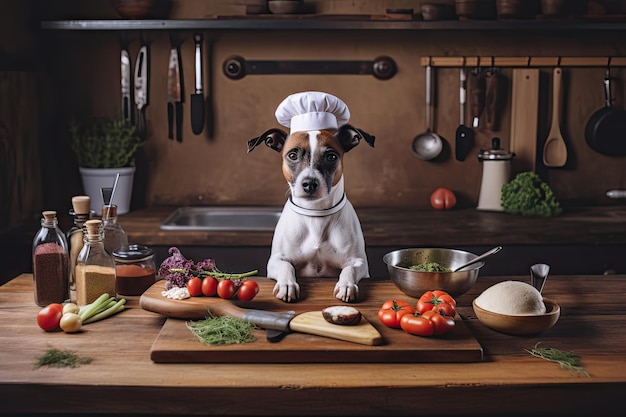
xmin=247 ymin=125 xmax=375 ymax=302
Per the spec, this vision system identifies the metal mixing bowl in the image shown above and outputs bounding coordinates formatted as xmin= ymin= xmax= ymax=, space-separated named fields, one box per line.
xmin=383 ymin=248 xmax=483 ymax=297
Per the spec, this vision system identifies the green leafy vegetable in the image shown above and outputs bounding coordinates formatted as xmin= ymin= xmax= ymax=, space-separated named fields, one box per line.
xmin=501 ymin=171 xmax=563 ymax=217
xmin=525 ymin=343 xmax=590 ymax=377
xmin=34 ymin=348 xmax=92 ymax=369
xmin=187 ymin=314 xmax=256 ymax=345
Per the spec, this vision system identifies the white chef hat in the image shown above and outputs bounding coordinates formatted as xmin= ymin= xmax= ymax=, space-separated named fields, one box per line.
xmin=275 ymin=91 xmax=350 ymax=133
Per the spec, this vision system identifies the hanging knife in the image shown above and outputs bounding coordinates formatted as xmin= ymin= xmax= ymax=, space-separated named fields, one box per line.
xmin=120 ymin=34 xmax=132 ymax=123
xmin=167 ymin=34 xmax=183 ymax=142
xmin=134 ymin=40 xmax=149 ymax=140
xmin=190 ymin=33 xmax=205 ymax=135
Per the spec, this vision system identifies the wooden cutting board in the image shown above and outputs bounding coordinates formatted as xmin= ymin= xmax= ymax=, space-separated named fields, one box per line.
xmin=141 ymin=277 xmax=483 ymax=363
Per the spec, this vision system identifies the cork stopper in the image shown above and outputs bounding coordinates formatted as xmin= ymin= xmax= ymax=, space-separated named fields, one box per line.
xmin=72 ymin=195 xmax=91 ymax=215
xmin=102 ymin=204 xmax=118 ymax=219
xmin=85 ymin=219 xmax=102 ymax=236
xmin=42 ymin=210 xmax=57 ymax=221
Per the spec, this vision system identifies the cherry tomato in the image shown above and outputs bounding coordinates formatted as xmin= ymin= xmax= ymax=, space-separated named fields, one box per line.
xmin=201 ymin=276 xmax=218 ymax=297
xmin=186 ymin=277 xmax=203 ymax=297
xmin=217 ymin=279 xmax=236 ymax=299
xmin=37 ymin=303 xmax=64 ymax=331
xmin=417 ymin=290 xmax=457 ymax=317
xmin=422 ymin=310 xmax=455 ymax=335
xmin=378 ymin=299 xmax=416 ymax=329
xmin=236 ymin=280 xmax=259 ymax=302
xmin=400 ymin=312 xmax=435 ymax=337
xmin=430 ymin=187 xmax=457 ymax=210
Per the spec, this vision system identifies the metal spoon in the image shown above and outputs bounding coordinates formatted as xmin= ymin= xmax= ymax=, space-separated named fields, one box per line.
xmin=530 ymin=263 xmax=550 ymax=294
xmin=453 ymin=246 xmax=502 ymax=272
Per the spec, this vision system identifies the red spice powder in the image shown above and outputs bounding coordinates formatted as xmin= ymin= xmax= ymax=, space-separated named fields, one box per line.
xmin=33 ymin=242 xmax=69 ymax=306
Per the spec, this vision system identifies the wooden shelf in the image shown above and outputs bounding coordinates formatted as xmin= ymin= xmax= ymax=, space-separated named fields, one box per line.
xmin=420 ymin=56 xmax=626 ymax=68
xmin=40 ymin=17 xmax=626 ymax=31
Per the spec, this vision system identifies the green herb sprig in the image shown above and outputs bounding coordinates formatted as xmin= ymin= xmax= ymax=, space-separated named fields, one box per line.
xmin=187 ymin=314 xmax=257 ymax=346
xmin=525 ymin=343 xmax=590 ymax=377
xmin=34 ymin=348 xmax=93 ymax=369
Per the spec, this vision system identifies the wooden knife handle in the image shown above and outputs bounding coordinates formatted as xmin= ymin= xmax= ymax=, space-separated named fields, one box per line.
xmin=175 ymin=101 xmax=183 ymax=142
xmin=468 ymin=71 xmax=485 ymax=125
xmin=485 ymin=72 xmax=507 ymax=131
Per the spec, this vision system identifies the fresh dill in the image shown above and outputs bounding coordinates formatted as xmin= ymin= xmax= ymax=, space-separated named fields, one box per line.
xmin=525 ymin=343 xmax=590 ymax=377
xmin=187 ymin=314 xmax=256 ymax=345
xmin=34 ymin=348 xmax=93 ymax=369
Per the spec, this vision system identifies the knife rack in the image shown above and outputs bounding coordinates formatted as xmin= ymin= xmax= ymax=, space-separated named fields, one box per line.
xmin=420 ymin=56 xmax=626 ymax=68
xmin=223 ymin=55 xmax=397 ymax=80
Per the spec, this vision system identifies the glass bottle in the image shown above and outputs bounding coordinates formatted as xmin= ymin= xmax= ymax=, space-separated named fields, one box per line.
xmin=75 ymin=219 xmax=116 ymax=306
xmin=102 ymin=204 xmax=128 ymax=255
xmin=32 ymin=210 xmax=69 ymax=306
xmin=112 ymin=244 xmax=157 ymax=297
xmin=67 ymin=195 xmax=92 ymax=303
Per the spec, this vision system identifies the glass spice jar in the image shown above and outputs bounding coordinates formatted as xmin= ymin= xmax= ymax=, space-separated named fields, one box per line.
xmin=75 ymin=219 xmax=116 ymax=306
xmin=67 ymin=195 xmax=92 ymax=304
xmin=112 ymin=244 xmax=157 ymax=297
xmin=102 ymin=204 xmax=128 ymax=255
xmin=32 ymin=211 xmax=70 ymax=306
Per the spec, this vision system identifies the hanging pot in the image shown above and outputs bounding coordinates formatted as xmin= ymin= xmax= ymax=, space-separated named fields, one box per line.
xmin=584 ymin=69 xmax=626 ymax=157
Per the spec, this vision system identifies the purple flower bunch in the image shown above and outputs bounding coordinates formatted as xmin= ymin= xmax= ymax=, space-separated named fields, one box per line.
xmin=158 ymin=247 xmax=216 ymax=290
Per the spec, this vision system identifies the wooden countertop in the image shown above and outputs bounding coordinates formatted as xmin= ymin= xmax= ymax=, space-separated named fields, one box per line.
xmin=119 ymin=205 xmax=626 ymax=247
xmin=1 ymin=273 xmax=625 ymax=416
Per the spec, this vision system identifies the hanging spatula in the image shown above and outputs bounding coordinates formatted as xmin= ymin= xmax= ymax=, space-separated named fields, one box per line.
xmin=455 ymin=67 xmax=474 ymax=161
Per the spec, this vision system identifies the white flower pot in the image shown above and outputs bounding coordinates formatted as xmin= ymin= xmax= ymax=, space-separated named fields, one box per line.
xmin=79 ymin=166 xmax=135 ymax=214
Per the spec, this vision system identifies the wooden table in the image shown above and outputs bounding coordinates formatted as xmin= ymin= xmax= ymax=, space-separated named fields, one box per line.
xmin=1 ymin=273 xmax=625 ymax=416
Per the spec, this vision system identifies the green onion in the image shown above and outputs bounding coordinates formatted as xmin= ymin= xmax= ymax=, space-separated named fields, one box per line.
xmin=79 ymin=293 xmax=126 ymax=324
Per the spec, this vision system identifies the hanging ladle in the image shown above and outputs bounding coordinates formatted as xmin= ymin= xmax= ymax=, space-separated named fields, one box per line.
xmin=530 ymin=263 xmax=550 ymax=294
xmin=453 ymin=246 xmax=502 ymax=272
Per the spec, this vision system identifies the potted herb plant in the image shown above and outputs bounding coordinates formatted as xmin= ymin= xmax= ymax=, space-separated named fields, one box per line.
xmin=68 ymin=117 xmax=143 ymax=214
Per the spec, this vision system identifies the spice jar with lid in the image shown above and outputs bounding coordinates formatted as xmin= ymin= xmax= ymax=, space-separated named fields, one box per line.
xmin=477 ymin=137 xmax=515 ymax=211
xmin=32 ymin=210 xmax=70 ymax=306
xmin=75 ymin=219 xmax=116 ymax=305
xmin=67 ymin=195 xmax=92 ymax=303
xmin=112 ymin=244 xmax=157 ymax=297
xmin=102 ymin=204 xmax=128 ymax=255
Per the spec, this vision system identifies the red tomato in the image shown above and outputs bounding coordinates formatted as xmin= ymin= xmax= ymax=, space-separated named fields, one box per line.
xmin=201 ymin=276 xmax=218 ymax=297
xmin=236 ymin=280 xmax=259 ymax=302
xmin=400 ymin=312 xmax=435 ymax=336
xmin=378 ymin=300 xmax=416 ymax=329
xmin=37 ymin=303 xmax=64 ymax=331
xmin=422 ymin=310 xmax=455 ymax=335
xmin=430 ymin=187 xmax=457 ymax=210
xmin=217 ymin=279 xmax=236 ymax=299
xmin=417 ymin=290 xmax=457 ymax=317
xmin=186 ymin=277 xmax=202 ymax=297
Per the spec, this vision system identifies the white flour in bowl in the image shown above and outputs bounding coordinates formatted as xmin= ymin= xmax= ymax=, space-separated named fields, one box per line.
xmin=475 ymin=280 xmax=546 ymax=315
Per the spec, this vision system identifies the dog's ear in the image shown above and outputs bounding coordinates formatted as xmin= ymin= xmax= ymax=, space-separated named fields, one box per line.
xmin=247 ymin=128 xmax=288 ymax=153
xmin=336 ymin=124 xmax=376 ymax=152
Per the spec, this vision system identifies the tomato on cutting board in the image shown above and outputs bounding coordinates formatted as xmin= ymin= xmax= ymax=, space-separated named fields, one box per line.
xmin=378 ymin=300 xmax=416 ymax=329
xmin=186 ymin=277 xmax=202 ymax=297
xmin=236 ymin=280 xmax=259 ymax=302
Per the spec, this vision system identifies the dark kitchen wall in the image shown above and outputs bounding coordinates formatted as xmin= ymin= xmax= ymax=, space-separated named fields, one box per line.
xmin=5 ymin=0 xmax=626 ymax=232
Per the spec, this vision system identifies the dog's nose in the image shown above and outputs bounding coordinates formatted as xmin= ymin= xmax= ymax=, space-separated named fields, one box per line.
xmin=302 ymin=177 xmax=319 ymax=194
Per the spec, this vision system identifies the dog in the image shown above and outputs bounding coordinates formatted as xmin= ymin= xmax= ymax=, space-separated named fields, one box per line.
xmin=247 ymin=124 xmax=375 ymax=302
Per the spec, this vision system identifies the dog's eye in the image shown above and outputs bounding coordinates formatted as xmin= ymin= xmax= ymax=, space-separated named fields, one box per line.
xmin=287 ymin=150 xmax=299 ymax=161
xmin=325 ymin=152 xmax=338 ymax=162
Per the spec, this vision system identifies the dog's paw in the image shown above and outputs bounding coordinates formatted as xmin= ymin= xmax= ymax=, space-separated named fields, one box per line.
xmin=333 ymin=282 xmax=359 ymax=302
xmin=273 ymin=281 xmax=300 ymax=302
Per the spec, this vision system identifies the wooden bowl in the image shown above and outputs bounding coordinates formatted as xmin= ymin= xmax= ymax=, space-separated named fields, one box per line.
xmin=111 ymin=0 xmax=172 ymax=19
xmin=268 ymin=0 xmax=303 ymax=14
xmin=473 ymin=297 xmax=560 ymax=335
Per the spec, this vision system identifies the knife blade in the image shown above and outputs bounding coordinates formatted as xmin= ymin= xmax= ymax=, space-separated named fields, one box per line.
xmin=167 ymin=36 xmax=183 ymax=142
xmin=134 ymin=43 xmax=149 ymax=140
xmin=120 ymin=35 xmax=132 ymax=123
xmin=190 ymin=33 xmax=205 ymax=135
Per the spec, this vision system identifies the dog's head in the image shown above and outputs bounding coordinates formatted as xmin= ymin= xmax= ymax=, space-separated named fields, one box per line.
xmin=248 ymin=125 xmax=375 ymax=202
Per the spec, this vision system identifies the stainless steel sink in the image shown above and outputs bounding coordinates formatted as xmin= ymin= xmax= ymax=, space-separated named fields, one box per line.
xmin=160 ymin=206 xmax=283 ymax=231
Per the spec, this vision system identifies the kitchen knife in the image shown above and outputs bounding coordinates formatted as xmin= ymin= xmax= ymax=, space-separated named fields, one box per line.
xmin=134 ymin=42 xmax=149 ymax=140
xmin=469 ymin=68 xmax=485 ymax=129
xmin=167 ymin=36 xmax=183 ymax=142
xmin=190 ymin=33 xmax=205 ymax=135
xmin=139 ymin=285 xmax=383 ymax=346
xmin=120 ymin=34 xmax=132 ymax=123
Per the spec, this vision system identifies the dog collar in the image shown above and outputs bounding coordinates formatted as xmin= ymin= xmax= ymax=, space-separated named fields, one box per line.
xmin=288 ymin=193 xmax=347 ymax=217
